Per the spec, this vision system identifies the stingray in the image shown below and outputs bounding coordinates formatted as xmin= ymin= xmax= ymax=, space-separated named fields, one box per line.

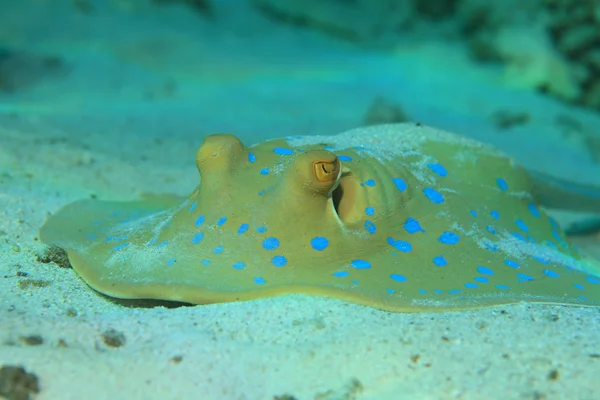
xmin=40 ymin=123 xmax=600 ymax=312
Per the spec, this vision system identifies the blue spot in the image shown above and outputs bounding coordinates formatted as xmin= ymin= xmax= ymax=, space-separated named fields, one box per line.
xmin=260 ymin=168 xmax=270 ymax=175
xmin=387 ymin=237 xmax=412 ymax=253
xmin=433 ymin=289 xmax=443 ymax=294
xmin=543 ymin=269 xmax=559 ymax=278
xmin=189 ymin=201 xmax=197 ymax=212
xmin=333 ymin=271 xmax=349 ymax=278
xmin=389 ymin=274 xmax=407 ymax=283
xmin=533 ymin=256 xmax=550 ymax=264
xmin=496 ymin=178 xmax=508 ymax=191
xmin=217 ymin=216 xmax=227 ymax=226
xmin=512 ymin=232 xmax=526 ymax=242
xmin=418 ymin=289 xmax=427 ymax=294
xmin=365 ymin=179 xmax=376 ymax=187
xmin=423 ymin=187 xmax=444 ymax=204
xmin=387 ymin=288 xmax=397 ymax=294
xmin=490 ymin=210 xmax=500 ymax=219
xmin=465 ymin=283 xmax=478 ymax=289
xmin=238 ymin=223 xmax=249 ymax=234
xmin=258 ymin=189 xmax=266 ymax=196
xmin=470 ymin=210 xmax=478 ymax=217
xmin=438 ymin=232 xmax=460 ymax=245
xmin=515 ymin=219 xmax=529 ymax=232
xmin=552 ymin=230 xmax=569 ymax=249
xmin=486 ymin=225 xmax=497 ymax=235
xmin=338 ymin=155 xmax=353 ymax=161
xmin=448 ymin=289 xmax=462 ymax=294
xmin=586 ymin=277 xmax=600 ymax=285
xmin=392 ymin=178 xmax=407 ymax=192
xmin=311 ymin=237 xmax=329 ymax=251
xmin=213 ymin=245 xmax=224 ymax=254
xmin=427 ymin=163 xmax=448 ymax=177
xmin=517 ymin=273 xmax=534 ymax=282
xmin=549 ymin=217 xmax=560 ymax=230
xmin=273 ymin=147 xmax=294 ymax=155
xmin=365 ymin=206 xmax=375 ymax=216
xmin=404 ymin=218 xmax=424 ymax=234
xmin=496 ymin=284 xmax=510 ymax=290
xmin=262 ymin=237 xmax=280 ymax=250
xmin=351 ymin=260 xmax=371 ymax=269
xmin=504 ymin=259 xmax=519 ymax=269
xmin=474 ymin=277 xmax=489 ymax=283
xmin=433 ymin=255 xmax=447 ymax=266
xmin=574 ymin=283 xmax=585 ymax=290
xmin=233 ymin=262 xmax=246 ymax=270
xmin=248 ymin=152 xmax=256 ymax=163
xmin=191 ymin=232 xmax=205 ymax=244
xmin=364 ymin=220 xmax=377 ymax=234
xmin=113 ymin=243 xmax=129 ymax=251
xmin=256 ymin=226 xmax=268 ymax=233
xmin=254 ymin=277 xmax=266 ymax=285
xmin=202 ymin=259 xmax=211 ymax=265
xmin=477 ymin=266 xmax=494 ymax=275
xmin=352 ymin=280 xmax=360 ymax=285
xmin=271 ymin=255 xmax=287 ymax=267
xmin=165 ymin=258 xmax=176 ymax=266
xmin=195 ymin=215 xmax=205 ymax=227
xmin=528 ymin=202 xmax=540 ymax=218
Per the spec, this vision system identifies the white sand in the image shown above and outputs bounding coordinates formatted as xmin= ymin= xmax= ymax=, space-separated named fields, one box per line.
xmin=2 ymin=1 xmax=600 ymax=399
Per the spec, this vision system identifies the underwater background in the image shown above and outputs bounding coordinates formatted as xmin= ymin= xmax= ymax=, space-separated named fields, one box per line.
xmin=1 ymin=1 xmax=600 ymax=399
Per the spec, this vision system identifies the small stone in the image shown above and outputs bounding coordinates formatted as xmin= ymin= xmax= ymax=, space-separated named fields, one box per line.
xmin=36 ymin=245 xmax=71 ymax=269
xmin=547 ymin=368 xmax=560 ymax=381
xmin=101 ymin=329 xmax=126 ymax=348
xmin=0 ymin=366 xmax=40 ymax=400
xmin=17 ymin=279 xmax=51 ymax=290
xmin=170 ymin=355 xmax=183 ymax=364
xmin=65 ymin=307 xmax=78 ymax=317
xmin=19 ymin=335 xmax=43 ymax=346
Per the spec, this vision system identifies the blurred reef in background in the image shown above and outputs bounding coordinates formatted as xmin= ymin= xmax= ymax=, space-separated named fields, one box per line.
xmin=1 ymin=0 xmax=599 ymax=111
xmin=144 ymin=0 xmax=600 ymax=111
xmin=248 ymin=0 xmax=600 ymax=110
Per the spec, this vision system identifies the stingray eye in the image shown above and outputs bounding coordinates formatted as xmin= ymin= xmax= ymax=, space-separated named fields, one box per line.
xmin=313 ymin=158 xmax=340 ymax=184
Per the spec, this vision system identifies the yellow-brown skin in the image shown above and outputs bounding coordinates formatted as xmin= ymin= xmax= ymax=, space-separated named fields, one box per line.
xmin=40 ymin=126 xmax=600 ymax=312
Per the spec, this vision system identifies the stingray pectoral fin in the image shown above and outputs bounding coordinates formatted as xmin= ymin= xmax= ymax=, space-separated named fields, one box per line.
xmin=64 ymin=246 xmax=407 ymax=307
xmin=40 ymin=195 xmax=183 ymax=249
xmin=529 ymin=169 xmax=600 ymax=212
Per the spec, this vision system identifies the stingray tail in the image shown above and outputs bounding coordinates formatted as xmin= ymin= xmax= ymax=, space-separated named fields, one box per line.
xmin=529 ymin=169 xmax=600 ymax=213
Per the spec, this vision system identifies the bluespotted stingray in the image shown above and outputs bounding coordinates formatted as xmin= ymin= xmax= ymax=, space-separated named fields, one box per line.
xmin=40 ymin=123 xmax=600 ymax=312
